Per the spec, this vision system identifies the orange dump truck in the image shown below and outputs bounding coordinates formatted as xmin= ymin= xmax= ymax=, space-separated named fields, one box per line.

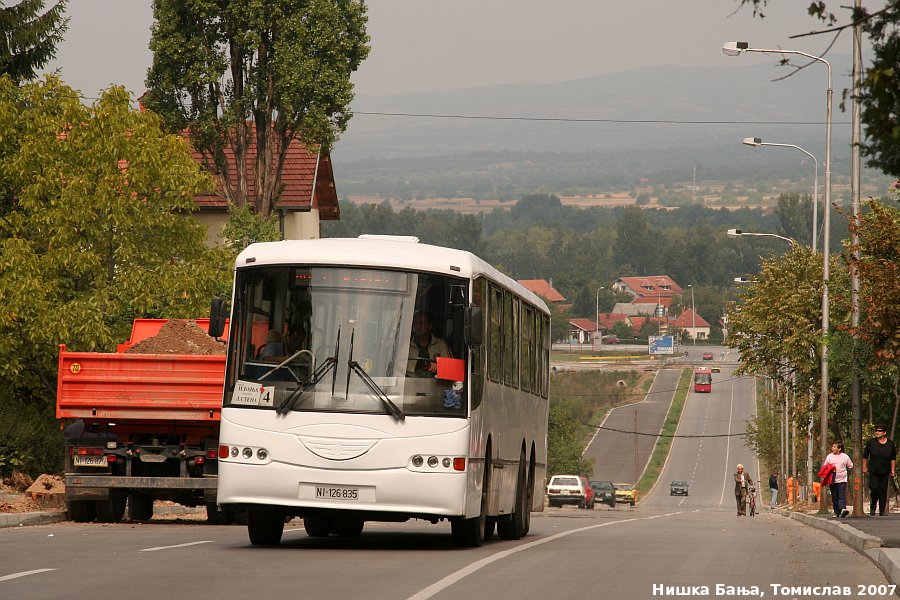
xmin=56 ymin=319 xmax=231 ymax=523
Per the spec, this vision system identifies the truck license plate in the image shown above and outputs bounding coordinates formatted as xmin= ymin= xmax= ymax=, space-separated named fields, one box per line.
xmin=73 ymin=455 xmax=108 ymax=467
xmin=315 ymin=485 xmax=360 ymax=501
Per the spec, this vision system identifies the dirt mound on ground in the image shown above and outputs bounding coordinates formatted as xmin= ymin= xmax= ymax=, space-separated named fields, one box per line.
xmin=126 ymin=319 xmax=226 ymax=355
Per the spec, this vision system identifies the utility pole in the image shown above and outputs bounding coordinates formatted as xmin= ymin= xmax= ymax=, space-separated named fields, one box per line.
xmin=849 ymin=0 xmax=864 ymax=516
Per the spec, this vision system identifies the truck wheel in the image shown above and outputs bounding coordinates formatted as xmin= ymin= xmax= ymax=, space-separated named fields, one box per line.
xmin=205 ymin=502 xmax=227 ymax=525
xmin=247 ymin=506 xmax=285 ymax=545
xmin=67 ymin=500 xmax=96 ymax=523
xmin=96 ymin=490 xmax=127 ymax=523
xmin=128 ymin=494 xmax=154 ymax=521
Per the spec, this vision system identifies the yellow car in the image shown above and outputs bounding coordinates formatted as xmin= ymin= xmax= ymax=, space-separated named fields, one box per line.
xmin=614 ymin=483 xmax=637 ymax=506
xmin=712 ymin=366 xmax=721 ymax=373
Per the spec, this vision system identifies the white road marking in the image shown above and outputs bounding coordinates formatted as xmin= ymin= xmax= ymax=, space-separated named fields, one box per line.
xmin=138 ymin=540 xmax=214 ymax=552
xmin=0 ymin=568 xmax=56 ymax=582
xmin=406 ymin=513 xmax=680 ymax=600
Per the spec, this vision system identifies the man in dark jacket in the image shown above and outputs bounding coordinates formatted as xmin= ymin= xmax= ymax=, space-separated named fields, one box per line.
xmin=769 ymin=471 xmax=779 ymax=509
xmin=863 ymin=425 xmax=897 ymax=516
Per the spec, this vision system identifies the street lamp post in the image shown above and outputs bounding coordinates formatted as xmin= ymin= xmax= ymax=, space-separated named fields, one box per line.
xmin=742 ymin=137 xmax=819 ymax=250
xmin=726 ymin=228 xmax=797 ymax=247
xmin=688 ymin=284 xmax=696 ymax=345
xmin=723 ymin=42 xmax=832 ymax=512
xmin=595 ymin=287 xmax=604 ymax=352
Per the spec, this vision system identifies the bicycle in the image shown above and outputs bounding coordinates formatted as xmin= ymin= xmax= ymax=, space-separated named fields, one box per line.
xmin=748 ymin=486 xmax=757 ymax=516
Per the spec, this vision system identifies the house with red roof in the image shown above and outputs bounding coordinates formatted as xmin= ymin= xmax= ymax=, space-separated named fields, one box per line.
xmin=567 ymin=318 xmax=599 ymax=343
xmin=189 ymin=135 xmax=339 ymax=245
xmin=672 ymin=308 xmax=711 ymax=341
xmin=612 ymin=276 xmax=683 ymax=300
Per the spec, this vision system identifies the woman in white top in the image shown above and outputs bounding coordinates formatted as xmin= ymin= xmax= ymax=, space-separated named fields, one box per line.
xmin=823 ymin=441 xmax=854 ymax=517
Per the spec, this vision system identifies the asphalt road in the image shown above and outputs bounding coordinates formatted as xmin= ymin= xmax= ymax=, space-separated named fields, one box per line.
xmin=3 ymin=362 xmax=895 ymax=598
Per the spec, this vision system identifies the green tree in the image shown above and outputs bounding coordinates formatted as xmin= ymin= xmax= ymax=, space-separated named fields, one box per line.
xmin=144 ymin=0 xmax=370 ymax=218
xmin=0 ymin=76 xmax=233 ymax=400
xmin=0 ymin=0 xmax=67 ymax=84
xmin=775 ymin=191 xmax=814 ymax=247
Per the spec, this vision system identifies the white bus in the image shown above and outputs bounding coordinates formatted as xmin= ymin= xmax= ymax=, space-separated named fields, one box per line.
xmin=212 ymin=235 xmax=551 ymax=547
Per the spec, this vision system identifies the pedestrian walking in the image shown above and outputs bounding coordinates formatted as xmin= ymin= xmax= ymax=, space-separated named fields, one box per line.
xmin=734 ymin=464 xmax=753 ymax=516
xmin=822 ymin=441 xmax=854 ymax=518
xmin=863 ymin=424 xmax=897 ymax=516
xmin=769 ymin=471 xmax=779 ymax=509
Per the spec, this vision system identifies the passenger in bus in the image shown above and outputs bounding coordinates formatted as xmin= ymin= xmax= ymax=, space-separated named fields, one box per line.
xmin=408 ymin=311 xmax=451 ymax=377
xmin=258 ymin=330 xmax=285 ymax=359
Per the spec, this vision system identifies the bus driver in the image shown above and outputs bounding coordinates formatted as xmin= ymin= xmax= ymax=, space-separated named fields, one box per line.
xmin=408 ymin=311 xmax=451 ymax=377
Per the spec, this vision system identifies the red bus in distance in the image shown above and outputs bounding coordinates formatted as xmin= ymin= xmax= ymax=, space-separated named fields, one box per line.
xmin=694 ymin=367 xmax=712 ymax=393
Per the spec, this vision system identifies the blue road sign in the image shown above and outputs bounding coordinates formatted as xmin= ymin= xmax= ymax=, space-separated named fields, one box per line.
xmin=648 ymin=335 xmax=675 ymax=355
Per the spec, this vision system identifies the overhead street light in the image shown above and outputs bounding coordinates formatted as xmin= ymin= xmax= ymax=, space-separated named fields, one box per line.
xmin=724 ymin=41 xmax=832 ymax=514
xmin=742 ymin=137 xmax=819 ymax=250
xmin=726 ymin=228 xmax=797 ymax=247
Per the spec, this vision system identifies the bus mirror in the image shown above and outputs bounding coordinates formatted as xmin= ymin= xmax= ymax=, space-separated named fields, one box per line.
xmin=464 ymin=306 xmax=483 ymax=346
xmin=208 ymin=298 xmax=229 ymax=338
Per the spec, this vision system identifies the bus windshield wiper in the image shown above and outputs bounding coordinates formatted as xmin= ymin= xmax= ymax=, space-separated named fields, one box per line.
xmin=347 ymin=360 xmax=405 ymax=422
xmin=275 ymin=356 xmax=336 ymax=415
xmin=345 ymin=328 xmax=404 ymax=422
xmin=276 ymin=327 xmax=341 ymax=415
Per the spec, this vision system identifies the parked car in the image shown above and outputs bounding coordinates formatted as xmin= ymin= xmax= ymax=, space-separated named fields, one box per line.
xmin=670 ymin=480 xmax=689 ymax=496
xmin=601 ymin=335 xmax=620 ymax=344
xmin=702 ymin=352 xmax=714 ymax=360
xmin=589 ymin=480 xmax=617 ymax=507
xmin=614 ymin=483 xmax=637 ymax=506
xmin=580 ymin=476 xmax=595 ymax=509
xmin=711 ymin=366 xmax=721 ymax=373
xmin=547 ymin=475 xmax=587 ymax=508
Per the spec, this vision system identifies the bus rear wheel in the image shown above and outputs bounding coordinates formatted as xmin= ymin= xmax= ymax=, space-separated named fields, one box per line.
xmin=303 ymin=514 xmax=333 ymax=537
xmin=247 ymin=506 xmax=285 ymax=545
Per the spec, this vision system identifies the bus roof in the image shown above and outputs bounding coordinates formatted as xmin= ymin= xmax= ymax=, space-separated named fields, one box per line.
xmin=235 ymin=236 xmax=550 ymax=314
xmin=694 ymin=367 xmax=712 ymax=373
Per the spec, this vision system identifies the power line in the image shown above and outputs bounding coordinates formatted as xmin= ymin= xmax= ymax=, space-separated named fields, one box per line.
xmin=354 ymin=110 xmax=850 ymax=126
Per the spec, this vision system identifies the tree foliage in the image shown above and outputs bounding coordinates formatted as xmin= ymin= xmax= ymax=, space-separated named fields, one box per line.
xmin=144 ymin=0 xmax=370 ymax=218
xmin=0 ymin=0 xmax=67 ymax=84
xmin=0 ymin=76 xmax=234 ymax=401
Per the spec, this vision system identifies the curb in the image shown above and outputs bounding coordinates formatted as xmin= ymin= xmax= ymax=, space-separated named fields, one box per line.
xmin=0 ymin=510 xmax=67 ymax=528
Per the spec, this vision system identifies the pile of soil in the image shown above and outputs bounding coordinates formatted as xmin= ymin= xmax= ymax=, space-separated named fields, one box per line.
xmin=125 ymin=319 xmax=226 ymax=355
xmin=0 ymin=472 xmax=64 ymax=513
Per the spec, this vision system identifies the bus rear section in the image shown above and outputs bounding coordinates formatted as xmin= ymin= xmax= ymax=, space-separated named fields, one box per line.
xmin=694 ymin=367 xmax=712 ymax=393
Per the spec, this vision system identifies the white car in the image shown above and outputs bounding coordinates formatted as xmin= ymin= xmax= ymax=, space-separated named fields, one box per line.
xmin=547 ymin=475 xmax=588 ymax=508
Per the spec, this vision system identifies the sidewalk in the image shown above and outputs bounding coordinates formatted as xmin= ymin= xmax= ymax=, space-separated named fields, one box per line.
xmin=777 ymin=507 xmax=900 ymax=587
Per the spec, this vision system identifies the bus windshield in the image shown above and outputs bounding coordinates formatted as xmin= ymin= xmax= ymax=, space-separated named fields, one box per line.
xmin=223 ymin=266 xmax=469 ymax=417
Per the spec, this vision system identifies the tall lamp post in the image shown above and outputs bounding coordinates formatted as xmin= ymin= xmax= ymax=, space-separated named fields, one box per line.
xmin=742 ymin=137 xmax=819 ymax=250
xmin=724 ymin=43 xmax=832 ymax=512
xmin=595 ymin=286 xmax=605 ymax=351
xmin=688 ymin=284 xmax=696 ymax=345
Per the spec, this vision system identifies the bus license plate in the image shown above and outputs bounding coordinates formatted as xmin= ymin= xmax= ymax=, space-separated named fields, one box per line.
xmin=315 ymin=486 xmax=360 ymax=501
xmin=73 ymin=455 xmax=108 ymax=468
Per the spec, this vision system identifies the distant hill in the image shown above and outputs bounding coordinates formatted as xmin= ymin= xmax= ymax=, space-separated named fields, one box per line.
xmin=330 ymin=55 xmax=894 ymax=201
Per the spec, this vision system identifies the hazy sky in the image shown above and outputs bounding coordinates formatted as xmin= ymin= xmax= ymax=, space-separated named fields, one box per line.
xmin=45 ymin=1 xmax=852 ymax=100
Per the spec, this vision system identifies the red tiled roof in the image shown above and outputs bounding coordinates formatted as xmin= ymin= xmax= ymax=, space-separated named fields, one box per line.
xmin=633 ymin=297 xmax=673 ymax=308
xmin=672 ymin=309 xmax=711 ymax=328
xmin=187 ymin=125 xmax=339 ymax=220
xmin=568 ymin=318 xmax=599 ymax=332
xmin=598 ymin=313 xmax=628 ymax=329
xmin=616 ymin=276 xmax=683 ymax=298
xmin=517 ymin=279 xmax=566 ymax=303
